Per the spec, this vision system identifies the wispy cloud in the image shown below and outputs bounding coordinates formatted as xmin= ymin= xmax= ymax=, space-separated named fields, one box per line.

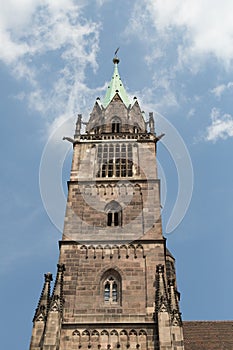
xmin=187 ymin=108 xmax=195 ymax=119
xmin=124 ymin=0 xmax=233 ymax=134
xmin=96 ymin=0 xmax=112 ymax=6
xmin=205 ymin=108 xmax=233 ymax=142
xmin=211 ymin=82 xmax=233 ymax=98
xmin=0 ymin=0 xmax=101 ymax=136
xmin=126 ymin=0 xmax=233 ymax=69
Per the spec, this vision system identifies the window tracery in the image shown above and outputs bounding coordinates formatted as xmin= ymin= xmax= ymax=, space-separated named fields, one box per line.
xmin=102 ymin=270 xmax=121 ymax=305
xmin=96 ymin=143 xmax=134 ymax=178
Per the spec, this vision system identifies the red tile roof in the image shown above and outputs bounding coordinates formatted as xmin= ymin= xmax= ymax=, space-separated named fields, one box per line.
xmin=183 ymin=321 xmax=233 ymax=350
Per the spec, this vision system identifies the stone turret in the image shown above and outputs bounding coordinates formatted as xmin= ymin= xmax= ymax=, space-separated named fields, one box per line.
xmin=155 ymin=264 xmax=184 ymax=349
xmin=156 ymin=264 xmax=173 ymax=348
xmin=30 ymin=273 xmax=52 ymax=350
xmin=42 ymin=264 xmax=65 ymax=350
xmin=169 ymin=280 xmax=184 ymax=349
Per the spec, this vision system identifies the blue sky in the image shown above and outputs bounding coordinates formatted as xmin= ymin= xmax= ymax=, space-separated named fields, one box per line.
xmin=1 ymin=1 xmax=233 ymax=348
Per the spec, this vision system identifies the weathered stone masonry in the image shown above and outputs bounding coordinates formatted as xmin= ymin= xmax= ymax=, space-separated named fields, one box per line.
xmin=29 ymin=56 xmax=184 ymax=350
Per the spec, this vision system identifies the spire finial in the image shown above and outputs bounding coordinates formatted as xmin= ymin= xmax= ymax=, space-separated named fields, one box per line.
xmin=113 ymin=47 xmax=120 ymax=64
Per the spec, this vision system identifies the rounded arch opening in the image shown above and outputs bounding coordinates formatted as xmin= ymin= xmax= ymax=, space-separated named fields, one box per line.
xmin=111 ymin=116 xmax=121 ymax=133
xmin=105 ymin=201 xmax=122 ymax=227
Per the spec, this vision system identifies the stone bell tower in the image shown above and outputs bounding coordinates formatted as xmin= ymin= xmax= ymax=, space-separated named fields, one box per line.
xmin=29 ymin=55 xmax=185 ymax=350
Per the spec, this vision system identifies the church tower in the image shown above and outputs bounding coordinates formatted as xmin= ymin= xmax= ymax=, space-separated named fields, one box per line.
xmin=29 ymin=55 xmax=185 ymax=350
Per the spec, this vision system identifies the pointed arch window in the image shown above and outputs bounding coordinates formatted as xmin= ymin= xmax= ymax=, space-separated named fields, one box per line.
xmin=102 ymin=270 xmax=121 ymax=305
xmin=94 ymin=126 xmax=100 ymax=134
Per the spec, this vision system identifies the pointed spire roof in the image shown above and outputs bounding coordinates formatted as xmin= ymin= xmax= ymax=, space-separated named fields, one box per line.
xmin=102 ymin=55 xmax=130 ymax=108
xmin=155 ymin=264 xmax=170 ymax=313
xmin=49 ymin=264 xmax=65 ymax=314
xmin=33 ymin=272 xmax=53 ymax=322
xmin=168 ymin=279 xmax=182 ymax=326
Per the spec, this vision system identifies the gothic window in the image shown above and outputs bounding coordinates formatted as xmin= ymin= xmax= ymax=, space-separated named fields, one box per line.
xmin=112 ymin=117 xmax=121 ymax=133
xmin=102 ymin=269 xmax=121 ymax=305
xmin=105 ymin=201 xmax=122 ymax=227
xmin=102 ymin=145 xmax=108 ymax=177
xmin=108 ymin=144 xmax=114 ymax=177
xmin=94 ymin=126 xmax=100 ymax=134
xmin=127 ymin=144 xmax=133 ymax=177
xmin=104 ymin=281 xmax=110 ymax=301
xmin=96 ymin=143 xmax=134 ymax=178
xmin=133 ymin=125 xmax=139 ymax=133
xmin=97 ymin=144 xmax=102 ymax=161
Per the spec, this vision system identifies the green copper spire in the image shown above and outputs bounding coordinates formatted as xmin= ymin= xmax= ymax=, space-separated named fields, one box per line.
xmin=102 ymin=55 xmax=130 ymax=108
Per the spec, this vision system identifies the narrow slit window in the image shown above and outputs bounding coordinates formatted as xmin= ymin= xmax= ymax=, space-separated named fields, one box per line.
xmin=107 ymin=213 xmax=112 ymax=226
xmin=104 ymin=282 xmax=110 ymax=301
xmin=102 ymin=164 xmax=106 ymax=177
xmin=114 ymin=212 xmax=119 ymax=226
xmin=108 ymin=159 xmax=114 ymax=177
xmin=116 ymin=158 xmax=120 ymax=177
xmin=112 ymin=282 xmax=118 ymax=302
xmin=121 ymin=159 xmax=126 ymax=177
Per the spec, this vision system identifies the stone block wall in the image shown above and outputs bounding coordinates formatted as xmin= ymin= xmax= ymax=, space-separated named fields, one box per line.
xmin=59 ymin=241 xmax=166 ymax=323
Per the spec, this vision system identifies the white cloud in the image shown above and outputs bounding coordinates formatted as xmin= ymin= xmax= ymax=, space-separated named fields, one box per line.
xmin=0 ymin=0 xmax=41 ymax=64
xmin=211 ymin=82 xmax=233 ymax=98
xmin=187 ymin=108 xmax=195 ymax=119
xmin=124 ymin=1 xmax=233 ymax=121
xmin=96 ymin=0 xmax=111 ymax=6
xmin=0 ymin=0 xmax=101 ymax=136
xmin=127 ymin=0 xmax=233 ymax=69
xmin=135 ymin=66 xmax=179 ymax=112
xmin=0 ymin=0 xmax=98 ymax=65
xmin=205 ymin=108 xmax=233 ymax=142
